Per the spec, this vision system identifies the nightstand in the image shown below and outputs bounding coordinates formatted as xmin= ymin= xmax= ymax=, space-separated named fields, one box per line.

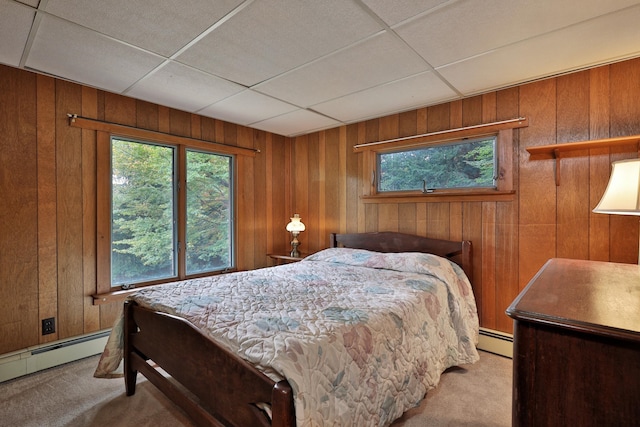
xmin=268 ymin=253 xmax=306 ymax=264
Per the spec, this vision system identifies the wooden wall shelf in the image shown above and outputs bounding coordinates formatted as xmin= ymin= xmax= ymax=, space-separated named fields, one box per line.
xmin=526 ymin=134 xmax=640 ymax=185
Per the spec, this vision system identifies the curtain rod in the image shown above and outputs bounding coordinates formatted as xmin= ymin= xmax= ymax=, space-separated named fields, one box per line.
xmin=67 ymin=114 xmax=259 ymax=157
xmin=353 ymin=117 xmax=528 ymax=151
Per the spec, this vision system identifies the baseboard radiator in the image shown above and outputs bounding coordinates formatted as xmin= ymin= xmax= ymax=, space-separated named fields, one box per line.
xmin=477 ymin=327 xmax=513 ymax=358
xmin=0 ymin=330 xmax=110 ymax=383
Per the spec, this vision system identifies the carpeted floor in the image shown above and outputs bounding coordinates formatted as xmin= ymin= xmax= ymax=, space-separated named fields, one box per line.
xmin=0 ymin=350 xmax=512 ymax=426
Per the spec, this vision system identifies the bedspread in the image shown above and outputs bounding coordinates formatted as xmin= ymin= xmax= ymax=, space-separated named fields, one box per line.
xmin=95 ymin=248 xmax=479 ymax=426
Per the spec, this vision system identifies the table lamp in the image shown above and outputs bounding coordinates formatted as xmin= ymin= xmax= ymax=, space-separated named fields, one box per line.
xmin=593 ymin=158 xmax=640 ymax=264
xmin=286 ymin=214 xmax=306 ymax=257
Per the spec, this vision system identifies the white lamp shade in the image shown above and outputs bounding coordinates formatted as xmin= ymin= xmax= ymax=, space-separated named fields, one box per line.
xmin=593 ymin=159 xmax=640 ymax=215
xmin=286 ymin=214 xmax=306 ymax=232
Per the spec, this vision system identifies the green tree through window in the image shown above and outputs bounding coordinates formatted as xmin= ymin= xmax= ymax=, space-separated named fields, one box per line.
xmin=377 ymin=137 xmax=496 ymax=192
xmin=111 ymin=138 xmax=233 ymax=287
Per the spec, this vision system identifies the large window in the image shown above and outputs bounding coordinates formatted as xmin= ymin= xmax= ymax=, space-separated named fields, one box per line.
xmin=377 ymin=136 xmax=496 ymax=193
xmin=110 ymin=137 xmax=233 ymax=289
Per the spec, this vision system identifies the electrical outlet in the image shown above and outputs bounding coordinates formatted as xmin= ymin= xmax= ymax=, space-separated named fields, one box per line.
xmin=42 ymin=317 xmax=55 ymax=335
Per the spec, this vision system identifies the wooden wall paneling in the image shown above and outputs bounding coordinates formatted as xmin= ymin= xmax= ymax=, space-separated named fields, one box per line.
xmin=190 ymin=114 xmax=201 ymax=140
xmin=293 ymin=135 xmax=309 ymax=250
xmin=427 ymin=203 xmax=450 ymax=240
xmin=236 ymin=154 xmax=255 ymax=270
xmin=556 ymin=72 xmax=590 ymax=260
xmin=169 ymin=109 xmax=191 ymax=138
xmin=378 ymin=203 xmax=399 ymax=232
xmin=0 ymin=66 xmax=38 ymax=354
xmin=608 ymin=59 xmax=640 ymax=264
xmin=272 ymin=135 xmax=289 ymax=254
xmin=462 ymin=96 xmax=482 ymax=126
xmin=462 ymin=202 xmax=483 ymax=320
xmin=480 ymin=202 xmax=496 ymax=329
xmin=135 ymin=100 xmax=159 ymax=131
xmin=495 ymin=86 xmax=520 ymax=331
xmin=104 ymin=92 xmax=136 ymax=126
xmin=588 ymin=66 xmax=611 ymax=261
xmin=450 ymin=100 xmax=462 ymax=128
xmin=36 ymin=74 xmax=59 ymax=344
xmin=398 ymin=203 xmax=417 ymax=235
xmin=338 ymin=126 xmax=347 ymax=235
xmin=265 ymin=133 xmax=274 ymax=256
xmin=518 ymin=79 xmax=558 ymax=287
xmin=345 ymin=124 xmax=360 ymax=233
xmin=416 ymin=203 xmax=427 ymax=236
xmin=324 ymin=128 xmax=341 ymax=245
xmin=81 ymin=86 xmax=100 ymax=333
xmin=356 ymin=122 xmax=367 ymax=232
xmin=427 ymin=103 xmax=450 ymax=132
xmin=56 ymin=81 xmax=85 ymax=339
xmin=449 ymin=202 xmax=463 ymax=241
xmin=365 ymin=203 xmax=378 ymax=232
xmin=306 ymin=133 xmax=320 ymax=253
xmin=249 ymin=128 xmax=268 ymax=267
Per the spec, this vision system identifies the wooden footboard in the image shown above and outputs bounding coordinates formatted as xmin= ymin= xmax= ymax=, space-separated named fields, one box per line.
xmin=123 ymin=300 xmax=295 ymax=427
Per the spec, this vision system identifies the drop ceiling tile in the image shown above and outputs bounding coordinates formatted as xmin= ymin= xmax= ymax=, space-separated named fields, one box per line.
xmin=15 ymin=0 xmax=38 ymax=7
xmin=198 ymin=90 xmax=298 ymax=126
xmin=0 ymin=0 xmax=35 ymax=67
xmin=127 ymin=62 xmax=243 ymax=113
xmin=254 ymin=32 xmax=429 ymax=107
xmin=177 ymin=0 xmax=382 ymax=86
xmin=396 ymin=0 xmax=640 ymax=68
xmin=25 ymin=15 xmax=164 ymax=93
xmin=361 ymin=0 xmax=450 ymax=26
xmin=250 ymin=109 xmax=341 ymax=137
xmin=438 ymin=4 xmax=640 ymax=95
xmin=312 ymin=71 xmax=457 ymax=123
xmin=43 ymin=0 xmax=245 ymax=57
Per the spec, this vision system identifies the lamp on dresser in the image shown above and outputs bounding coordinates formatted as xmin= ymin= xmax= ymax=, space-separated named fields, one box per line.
xmin=593 ymin=158 xmax=640 ymax=264
xmin=285 ymin=214 xmax=305 ymax=258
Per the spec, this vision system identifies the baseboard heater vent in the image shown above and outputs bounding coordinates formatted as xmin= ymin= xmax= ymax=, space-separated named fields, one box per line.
xmin=0 ymin=330 xmax=110 ymax=383
xmin=477 ymin=327 xmax=513 ymax=358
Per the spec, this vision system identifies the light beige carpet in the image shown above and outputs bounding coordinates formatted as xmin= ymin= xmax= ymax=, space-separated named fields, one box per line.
xmin=0 ymin=350 xmax=511 ymax=426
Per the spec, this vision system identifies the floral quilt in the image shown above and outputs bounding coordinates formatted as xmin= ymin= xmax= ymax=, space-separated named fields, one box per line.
xmin=95 ymin=247 xmax=479 ymax=426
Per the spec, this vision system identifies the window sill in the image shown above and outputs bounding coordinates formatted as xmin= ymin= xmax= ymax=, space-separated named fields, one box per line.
xmin=362 ymin=189 xmax=516 ymax=203
xmin=92 ymin=268 xmax=240 ymax=305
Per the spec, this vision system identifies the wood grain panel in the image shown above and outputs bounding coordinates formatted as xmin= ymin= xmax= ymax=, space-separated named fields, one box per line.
xmin=518 ymin=79 xmax=558 ymax=285
xmin=480 ymin=202 xmax=496 ymax=329
xmin=427 ymin=203 xmax=449 ymax=240
xmin=0 ymin=66 xmax=39 ymax=353
xmin=556 ymin=72 xmax=590 ymax=260
xmin=56 ymin=80 xmax=85 ymax=339
xmin=81 ymin=86 xmax=100 ymax=333
xmin=324 ymin=128 xmax=341 ymax=246
xmin=609 ymin=59 xmax=640 ymax=263
xmin=306 ymin=134 xmax=320 ymax=253
xmin=36 ymin=74 xmax=59 ymax=344
xmin=398 ymin=203 xmax=417 ymax=235
xmin=588 ymin=66 xmax=611 ymax=261
xmin=345 ymin=124 xmax=360 ymax=233
xmin=250 ymin=128 xmax=268 ymax=266
xmin=462 ymin=202 xmax=482 ymax=310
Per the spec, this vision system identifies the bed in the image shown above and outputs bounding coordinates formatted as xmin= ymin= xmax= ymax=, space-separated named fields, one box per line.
xmin=95 ymin=232 xmax=479 ymax=427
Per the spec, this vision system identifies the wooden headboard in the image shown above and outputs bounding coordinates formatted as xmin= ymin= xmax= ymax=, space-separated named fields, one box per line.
xmin=329 ymin=232 xmax=472 ymax=280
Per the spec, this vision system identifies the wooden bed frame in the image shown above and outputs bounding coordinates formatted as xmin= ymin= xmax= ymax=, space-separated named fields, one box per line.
xmin=124 ymin=232 xmax=472 ymax=427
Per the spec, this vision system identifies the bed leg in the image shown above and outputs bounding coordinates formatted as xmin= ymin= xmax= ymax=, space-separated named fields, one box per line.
xmin=124 ymin=300 xmax=138 ymax=396
xmin=271 ymin=380 xmax=295 ymax=427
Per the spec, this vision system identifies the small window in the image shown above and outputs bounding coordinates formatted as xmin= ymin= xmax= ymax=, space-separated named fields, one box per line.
xmin=377 ymin=136 xmax=497 ymax=193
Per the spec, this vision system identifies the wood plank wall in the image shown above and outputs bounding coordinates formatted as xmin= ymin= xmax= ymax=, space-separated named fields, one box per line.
xmin=0 ymin=64 xmax=291 ymax=355
xmin=291 ymin=58 xmax=640 ymax=334
xmin=1 ymin=58 xmax=640 ymax=355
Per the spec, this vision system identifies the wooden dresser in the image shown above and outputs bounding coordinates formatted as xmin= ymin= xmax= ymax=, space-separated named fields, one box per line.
xmin=506 ymin=258 xmax=640 ymax=427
